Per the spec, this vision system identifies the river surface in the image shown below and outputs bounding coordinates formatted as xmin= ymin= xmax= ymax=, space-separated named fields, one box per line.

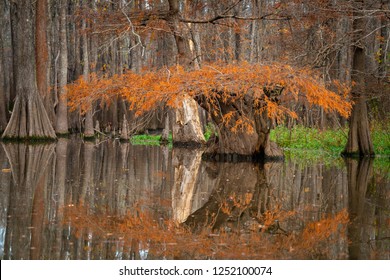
xmin=0 ymin=137 xmax=389 ymax=260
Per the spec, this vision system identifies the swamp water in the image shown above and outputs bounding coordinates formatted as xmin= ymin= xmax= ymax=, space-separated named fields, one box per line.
xmin=0 ymin=138 xmax=389 ymax=260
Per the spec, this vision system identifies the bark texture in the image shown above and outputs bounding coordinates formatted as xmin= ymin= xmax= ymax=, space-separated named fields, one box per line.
xmin=36 ymin=0 xmax=55 ymax=124
xmin=0 ymin=40 xmax=7 ymax=132
xmin=167 ymin=0 xmax=206 ymax=146
xmin=82 ymin=13 xmax=94 ymax=138
xmin=197 ymin=92 xmax=283 ymax=159
xmin=173 ymin=98 xmax=206 ymax=145
xmin=2 ymin=0 xmax=56 ymax=140
xmin=55 ymin=0 xmax=69 ymax=135
xmin=172 ymin=148 xmax=204 ymax=223
xmin=343 ymin=1 xmax=375 ymax=157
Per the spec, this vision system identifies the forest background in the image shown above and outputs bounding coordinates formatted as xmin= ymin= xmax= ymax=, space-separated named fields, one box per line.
xmin=0 ymin=0 xmax=388 ymax=159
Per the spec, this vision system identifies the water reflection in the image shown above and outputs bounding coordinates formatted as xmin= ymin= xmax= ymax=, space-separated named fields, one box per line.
xmin=0 ymin=138 xmax=388 ymax=259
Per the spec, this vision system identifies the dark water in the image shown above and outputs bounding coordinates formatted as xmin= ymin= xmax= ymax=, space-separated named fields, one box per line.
xmin=0 ymin=138 xmax=389 ymax=260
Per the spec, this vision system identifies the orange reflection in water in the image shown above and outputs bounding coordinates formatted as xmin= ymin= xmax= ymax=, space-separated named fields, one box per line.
xmin=63 ymin=201 xmax=349 ymax=260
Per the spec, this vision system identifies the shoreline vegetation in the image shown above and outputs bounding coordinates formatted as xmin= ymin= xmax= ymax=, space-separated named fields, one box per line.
xmin=128 ymin=124 xmax=389 ymax=165
xmin=1 ymin=124 xmax=388 ymax=165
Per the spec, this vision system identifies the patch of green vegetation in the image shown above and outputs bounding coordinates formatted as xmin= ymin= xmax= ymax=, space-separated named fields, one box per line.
xmin=373 ymin=158 xmax=390 ymax=180
xmin=270 ymin=125 xmax=390 ymax=167
xmin=204 ymin=122 xmax=217 ymax=141
xmin=129 ymin=123 xmax=217 ymax=146
xmin=371 ymin=125 xmax=390 ymax=155
xmin=270 ymin=125 xmax=346 ymax=154
xmin=130 ymin=134 xmax=173 ymax=146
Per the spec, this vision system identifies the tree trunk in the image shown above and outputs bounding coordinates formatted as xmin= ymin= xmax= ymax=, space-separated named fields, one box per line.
xmin=161 ymin=111 xmax=170 ymax=144
xmin=343 ymin=1 xmax=375 ymax=157
xmin=0 ymin=39 xmax=7 ymax=132
xmin=172 ymin=98 xmax=206 ymax=146
xmin=0 ymin=0 xmax=8 ymax=131
xmin=343 ymin=89 xmax=375 ymax=157
xmin=2 ymin=0 xmax=56 ymax=140
xmin=120 ymin=114 xmax=129 ymax=141
xmin=1 ymin=0 xmax=14 ymax=117
xmin=197 ymin=93 xmax=283 ymax=160
xmin=167 ymin=0 xmax=206 ymax=146
xmin=55 ymin=0 xmax=69 ymax=135
xmin=36 ymin=0 xmax=55 ymax=124
xmin=82 ymin=11 xmax=95 ymax=139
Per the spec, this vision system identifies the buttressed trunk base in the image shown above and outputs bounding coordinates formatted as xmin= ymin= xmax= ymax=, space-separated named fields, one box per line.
xmin=2 ymin=92 xmax=56 ymax=140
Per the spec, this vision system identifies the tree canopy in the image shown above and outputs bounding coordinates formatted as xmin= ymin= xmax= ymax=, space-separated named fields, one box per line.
xmin=68 ymin=62 xmax=351 ymax=134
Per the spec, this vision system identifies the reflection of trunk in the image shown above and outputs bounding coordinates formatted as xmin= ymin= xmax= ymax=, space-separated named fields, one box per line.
xmin=0 ymin=147 xmax=11 ymax=259
xmin=185 ymin=161 xmax=261 ymax=232
xmin=80 ymin=142 xmax=94 ymax=205
xmin=54 ymin=138 xmax=68 ymax=259
xmin=171 ymin=148 xmax=204 ymax=223
xmin=2 ymin=143 xmax=55 ymax=259
xmin=117 ymin=142 xmax=129 ymax=216
xmin=346 ymin=158 xmax=373 ymax=259
xmin=30 ymin=162 xmax=50 ymax=259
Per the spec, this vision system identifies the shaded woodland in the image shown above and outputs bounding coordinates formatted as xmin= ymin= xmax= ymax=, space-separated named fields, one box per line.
xmin=0 ymin=0 xmax=388 ymax=158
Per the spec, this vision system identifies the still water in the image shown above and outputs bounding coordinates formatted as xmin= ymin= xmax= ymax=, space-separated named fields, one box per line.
xmin=0 ymin=138 xmax=389 ymax=260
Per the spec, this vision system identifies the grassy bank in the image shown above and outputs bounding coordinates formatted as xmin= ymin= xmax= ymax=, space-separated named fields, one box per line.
xmin=269 ymin=125 xmax=389 ymax=167
xmin=130 ymin=134 xmax=169 ymax=146
xmin=130 ymin=125 xmax=389 ymax=162
xmin=130 ymin=123 xmax=216 ymax=146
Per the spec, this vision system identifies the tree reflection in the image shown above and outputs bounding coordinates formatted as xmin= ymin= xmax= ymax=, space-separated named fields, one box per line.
xmin=346 ymin=158 xmax=390 ymax=259
xmin=0 ymin=139 xmax=388 ymax=259
xmin=1 ymin=143 xmax=55 ymax=259
xmin=172 ymin=148 xmax=204 ymax=223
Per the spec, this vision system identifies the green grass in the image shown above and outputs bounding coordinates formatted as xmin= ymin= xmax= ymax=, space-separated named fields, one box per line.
xmin=270 ymin=125 xmax=389 ymax=155
xmin=130 ymin=134 xmax=173 ymax=146
xmin=130 ymin=122 xmax=217 ymax=145
xmin=371 ymin=125 xmax=390 ymax=155
xmin=270 ymin=126 xmax=347 ymax=155
xmin=269 ymin=125 xmax=389 ymax=169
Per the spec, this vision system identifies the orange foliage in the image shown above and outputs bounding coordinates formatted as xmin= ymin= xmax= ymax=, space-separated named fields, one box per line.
xmin=67 ymin=62 xmax=351 ymax=127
